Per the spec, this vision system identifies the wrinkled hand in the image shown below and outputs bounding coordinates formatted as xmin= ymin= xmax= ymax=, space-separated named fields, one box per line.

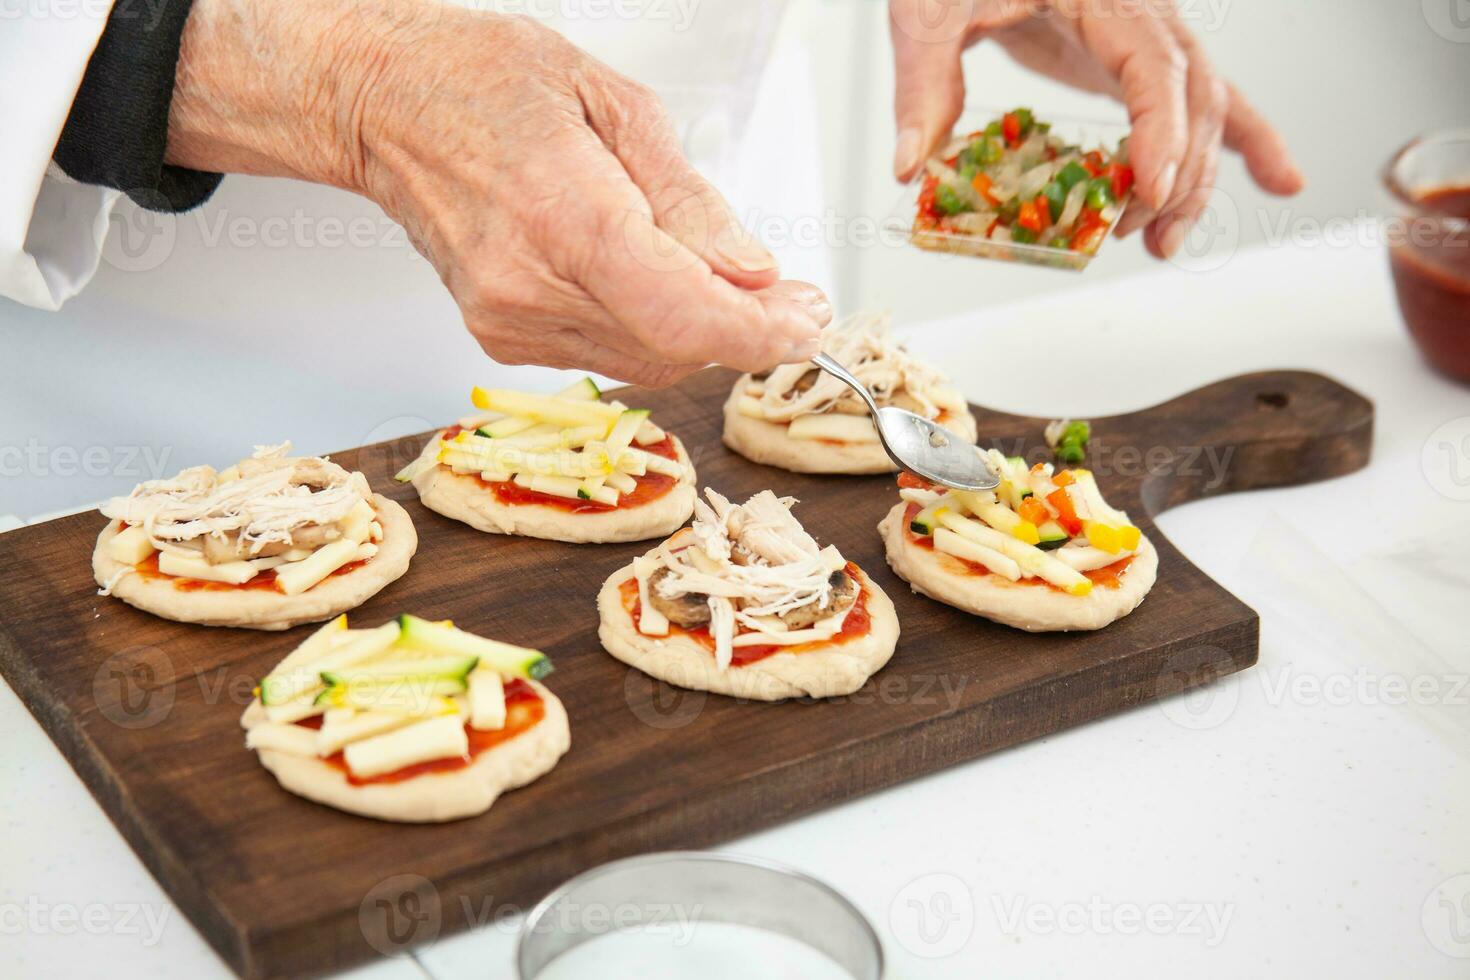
xmin=166 ymin=0 xmax=828 ymax=386
xmin=889 ymin=0 xmax=1304 ymax=258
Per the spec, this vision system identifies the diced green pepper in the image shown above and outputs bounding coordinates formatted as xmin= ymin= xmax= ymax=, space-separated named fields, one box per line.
xmin=957 ymin=162 xmax=979 ymax=183
xmin=984 ymin=120 xmax=1003 ymax=139
xmin=1011 ymin=226 xmax=1039 ymax=245
xmin=1046 ymin=232 xmax=1072 ymax=250
xmin=934 ymin=183 xmax=971 ymax=216
xmin=1055 ymin=420 xmax=1091 ymax=462
xmin=997 ymin=197 xmax=1021 ymax=224
xmin=1042 ymin=180 xmax=1067 ymax=222
xmin=1013 ymin=108 xmax=1034 ymax=135
xmin=1086 ymin=176 xmax=1115 ymax=211
xmin=1057 ymin=161 xmax=1091 ymax=193
xmin=1057 ymin=441 xmax=1086 ymax=464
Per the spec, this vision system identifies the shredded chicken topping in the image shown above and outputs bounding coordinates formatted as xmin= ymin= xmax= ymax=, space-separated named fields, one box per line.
xmin=99 ymin=442 xmax=371 ymax=556
xmin=648 ymin=489 xmax=849 ymax=668
xmin=754 ymin=311 xmax=963 ymax=422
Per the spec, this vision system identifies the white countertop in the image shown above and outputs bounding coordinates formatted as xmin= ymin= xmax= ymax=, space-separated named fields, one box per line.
xmin=4 ymin=236 xmax=1467 ymax=979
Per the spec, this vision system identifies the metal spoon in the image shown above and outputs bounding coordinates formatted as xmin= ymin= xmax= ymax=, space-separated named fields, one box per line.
xmin=810 ymin=352 xmax=1000 ymax=491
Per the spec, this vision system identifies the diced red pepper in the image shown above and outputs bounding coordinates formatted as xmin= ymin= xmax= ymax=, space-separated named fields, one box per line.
xmin=1105 ymin=163 xmax=1135 ymax=201
xmin=1071 ymin=216 xmax=1109 ymax=254
xmin=1003 ymin=112 xmax=1021 ymax=147
xmin=1017 ymin=199 xmax=1043 ymax=234
xmin=1082 ymin=150 xmax=1105 ymax=177
xmin=918 ymin=174 xmax=939 ymax=219
xmin=897 ymin=471 xmax=933 ymax=491
xmin=1046 ymin=487 xmax=1084 ymax=535
xmin=943 ymin=153 xmax=960 ymax=168
xmin=1033 ymin=193 xmax=1052 ymax=232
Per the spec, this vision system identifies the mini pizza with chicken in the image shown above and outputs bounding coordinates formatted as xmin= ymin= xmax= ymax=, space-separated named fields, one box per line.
xmin=723 ymin=312 xmax=977 ymax=474
xmin=399 ymin=377 xmax=695 ymax=543
xmin=242 ymin=614 xmax=569 ymax=822
xmin=878 ymin=453 xmax=1156 ymax=631
xmin=597 ymin=488 xmax=899 ymax=700
xmin=93 ymin=443 xmax=416 ymax=630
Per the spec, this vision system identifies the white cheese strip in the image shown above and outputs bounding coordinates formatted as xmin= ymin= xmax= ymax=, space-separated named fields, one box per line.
xmin=605 ymin=471 xmax=637 ymax=494
xmin=731 ymin=623 xmax=840 ymax=647
xmin=245 ymin=722 xmax=321 ymax=757
xmin=468 ymin=669 xmax=506 ymax=731
xmin=343 ymin=714 xmax=469 ymax=779
xmin=264 ymin=696 xmax=326 ymax=724
xmin=267 ymin=615 xmax=348 ymax=675
xmin=936 ymin=513 xmax=1088 ymax=593
xmin=369 ymin=521 xmax=383 ymax=542
xmin=273 ymin=537 xmax=363 ymax=595
xmin=633 ymin=420 xmax=666 ymax=445
xmin=736 ymin=394 xmax=766 ymax=419
xmin=633 ymin=557 xmax=669 ymax=636
xmin=316 ymin=709 xmax=418 ymax=756
xmin=158 ymin=551 xmax=259 ymax=584
xmin=1054 ymin=545 xmax=1133 ymax=572
xmin=261 ymin=620 xmax=401 ymax=705
xmin=107 ymin=524 xmax=156 ymax=564
xmin=786 ymin=413 xmax=880 ymax=444
xmin=622 ymin=448 xmax=684 ymax=477
xmin=933 ymin=527 xmax=1023 ymax=580
xmin=339 ymin=499 xmax=376 ymax=544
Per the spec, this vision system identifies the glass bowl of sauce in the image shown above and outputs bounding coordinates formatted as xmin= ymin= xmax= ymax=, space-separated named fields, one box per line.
xmin=1383 ymin=130 xmax=1470 ymax=383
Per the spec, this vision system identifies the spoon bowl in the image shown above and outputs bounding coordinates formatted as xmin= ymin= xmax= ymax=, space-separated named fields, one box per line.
xmin=810 ymin=353 xmax=999 ymax=491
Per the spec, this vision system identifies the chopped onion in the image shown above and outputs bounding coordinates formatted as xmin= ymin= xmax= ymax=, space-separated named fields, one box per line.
xmin=1057 ymin=181 xmax=1088 ymax=232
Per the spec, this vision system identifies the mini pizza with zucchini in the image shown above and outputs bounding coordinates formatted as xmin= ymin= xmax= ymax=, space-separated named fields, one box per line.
xmin=878 ymin=453 xmax=1156 ymax=631
xmin=399 ymin=377 xmax=696 ymax=543
xmin=93 ymin=443 xmax=416 ymax=630
xmin=597 ymin=488 xmax=899 ymax=700
xmin=242 ymin=614 xmax=569 ymax=822
xmin=722 ymin=312 xmax=976 ymax=475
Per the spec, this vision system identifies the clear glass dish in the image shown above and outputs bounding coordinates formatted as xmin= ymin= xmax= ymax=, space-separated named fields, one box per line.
xmin=883 ymin=109 xmax=1134 ymax=271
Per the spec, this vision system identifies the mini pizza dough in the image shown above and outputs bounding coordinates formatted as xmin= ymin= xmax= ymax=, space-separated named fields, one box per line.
xmin=412 ymin=433 xmax=697 ymax=543
xmin=878 ymin=502 xmax=1157 ymax=632
xmin=721 ymin=377 xmax=979 ymax=475
xmin=240 ymin=680 xmax=569 ymax=822
xmin=597 ymin=559 xmax=900 ymax=701
xmin=92 ymin=494 xmax=417 ymax=631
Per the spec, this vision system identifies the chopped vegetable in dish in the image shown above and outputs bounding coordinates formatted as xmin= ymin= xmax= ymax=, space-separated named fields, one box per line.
xmin=1044 ymin=419 xmax=1092 ymax=464
xmin=913 ymin=108 xmax=1133 ymax=256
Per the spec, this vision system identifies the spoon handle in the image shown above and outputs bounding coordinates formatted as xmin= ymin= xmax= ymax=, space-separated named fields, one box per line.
xmin=811 ymin=353 xmax=883 ymax=419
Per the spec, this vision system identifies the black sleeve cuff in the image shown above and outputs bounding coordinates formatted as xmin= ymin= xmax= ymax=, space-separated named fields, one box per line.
xmin=54 ymin=0 xmax=222 ymax=213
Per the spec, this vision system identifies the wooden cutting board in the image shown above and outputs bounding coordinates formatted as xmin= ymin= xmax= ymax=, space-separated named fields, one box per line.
xmin=0 ymin=367 xmax=1371 ymax=979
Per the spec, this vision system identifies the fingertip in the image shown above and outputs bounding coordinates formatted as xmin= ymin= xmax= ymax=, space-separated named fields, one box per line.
xmin=895 ymin=128 xmax=923 ymax=182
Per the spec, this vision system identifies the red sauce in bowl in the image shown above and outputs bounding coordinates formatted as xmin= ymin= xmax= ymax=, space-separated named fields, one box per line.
xmin=1388 ymin=185 xmax=1470 ymax=382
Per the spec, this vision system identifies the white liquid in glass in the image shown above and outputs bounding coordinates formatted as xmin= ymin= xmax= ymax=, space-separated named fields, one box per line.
xmin=536 ymin=922 xmax=852 ymax=980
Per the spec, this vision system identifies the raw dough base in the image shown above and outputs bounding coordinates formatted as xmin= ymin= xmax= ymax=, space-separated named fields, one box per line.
xmin=721 ymin=376 xmax=979 ymax=475
xmin=412 ymin=433 xmax=696 ymax=543
xmin=240 ymin=681 xmax=569 ymax=823
xmin=596 ymin=558 xmax=900 ymax=701
xmin=92 ymin=494 xmax=418 ymax=631
xmin=878 ymin=502 xmax=1157 ymax=632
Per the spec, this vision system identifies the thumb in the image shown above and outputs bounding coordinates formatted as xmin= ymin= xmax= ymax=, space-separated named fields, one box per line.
xmin=890 ymin=12 xmax=966 ymax=182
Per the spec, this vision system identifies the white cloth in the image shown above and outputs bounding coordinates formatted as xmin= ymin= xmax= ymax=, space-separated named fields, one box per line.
xmin=0 ymin=4 xmax=121 ymax=310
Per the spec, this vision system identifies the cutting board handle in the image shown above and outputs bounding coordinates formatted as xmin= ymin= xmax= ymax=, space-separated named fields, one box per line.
xmin=1110 ymin=370 xmax=1374 ymax=516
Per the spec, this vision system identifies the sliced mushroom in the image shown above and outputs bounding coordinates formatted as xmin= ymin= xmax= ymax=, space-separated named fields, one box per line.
xmin=647 ymin=567 xmax=712 ymax=629
xmin=200 ymin=522 xmax=341 ymax=564
xmin=778 ymin=569 xmax=859 ymax=630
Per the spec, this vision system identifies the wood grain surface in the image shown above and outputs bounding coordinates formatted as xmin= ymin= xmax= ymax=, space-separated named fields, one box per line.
xmin=0 ymin=367 xmax=1372 ymax=978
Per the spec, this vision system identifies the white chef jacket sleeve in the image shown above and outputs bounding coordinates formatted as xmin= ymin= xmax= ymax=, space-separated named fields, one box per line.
xmin=0 ymin=6 xmax=120 ymax=311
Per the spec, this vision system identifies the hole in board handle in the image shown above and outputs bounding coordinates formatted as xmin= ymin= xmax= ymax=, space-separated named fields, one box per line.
xmin=1255 ymin=391 xmax=1290 ymax=410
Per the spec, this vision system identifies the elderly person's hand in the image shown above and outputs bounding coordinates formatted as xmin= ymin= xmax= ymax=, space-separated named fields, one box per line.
xmin=163 ymin=0 xmax=829 ymax=386
xmin=889 ymin=0 xmax=1304 ymax=259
